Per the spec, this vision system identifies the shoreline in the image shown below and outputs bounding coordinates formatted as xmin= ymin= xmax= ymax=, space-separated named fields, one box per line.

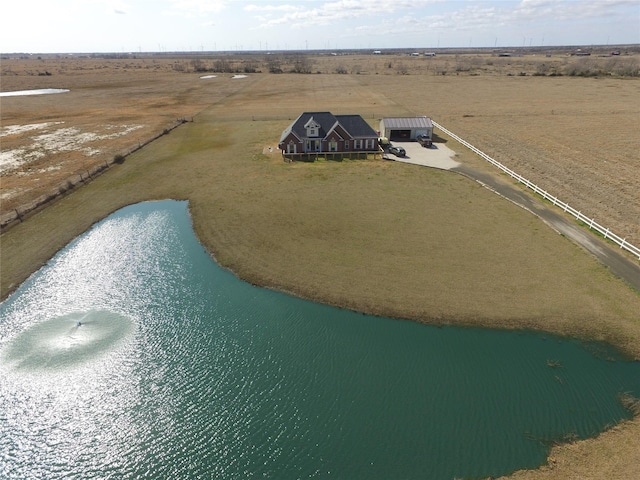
xmin=2 ymin=196 xmax=639 ymax=480
xmin=3 ymin=198 xmax=640 ymax=362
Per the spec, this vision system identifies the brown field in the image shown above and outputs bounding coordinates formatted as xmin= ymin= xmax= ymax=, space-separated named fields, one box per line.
xmin=2 ymin=51 xmax=639 ymax=244
xmin=1 ymin=50 xmax=640 ymax=478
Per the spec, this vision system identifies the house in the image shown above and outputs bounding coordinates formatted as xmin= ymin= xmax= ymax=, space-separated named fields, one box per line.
xmin=278 ymin=112 xmax=380 ymax=160
xmin=379 ymin=116 xmax=433 ymax=142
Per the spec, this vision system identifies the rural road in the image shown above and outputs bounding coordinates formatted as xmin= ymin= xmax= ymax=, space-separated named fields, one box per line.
xmin=396 ymin=141 xmax=640 ymax=292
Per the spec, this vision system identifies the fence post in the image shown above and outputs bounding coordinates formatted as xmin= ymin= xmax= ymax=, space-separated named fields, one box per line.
xmin=432 ymin=120 xmax=639 ymax=262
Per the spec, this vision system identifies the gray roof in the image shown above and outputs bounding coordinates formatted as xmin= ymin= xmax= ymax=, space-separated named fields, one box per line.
xmin=281 ymin=112 xmax=377 ymax=143
xmin=332 ymin=114 xmax=378 ymax=138
xmin=382 ymin=117 xmax=433 ymax=129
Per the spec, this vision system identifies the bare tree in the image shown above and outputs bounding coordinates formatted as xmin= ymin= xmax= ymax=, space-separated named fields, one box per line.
xmin=243 ymin=59 xmax=259 ymax=73
xmin=191 ymin=58 xmax=207 ymax=72
xmin=292 ymin=55 xmax=313 ymax=74
xmin=213 ymin=58 xmax=232 ymax=73
xmin=266 ymin=55 xmax=283 ymax=73
xmin=395 ymin=62 xmax=408 ymax=75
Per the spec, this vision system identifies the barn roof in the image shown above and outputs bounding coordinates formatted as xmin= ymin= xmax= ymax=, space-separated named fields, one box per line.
xmin=382 ymin=116 xmax=433 ymax=129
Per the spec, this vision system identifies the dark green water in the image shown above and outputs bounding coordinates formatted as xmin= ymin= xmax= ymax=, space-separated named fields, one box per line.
xmin=1 ymin=200 xmax=638 ymax=479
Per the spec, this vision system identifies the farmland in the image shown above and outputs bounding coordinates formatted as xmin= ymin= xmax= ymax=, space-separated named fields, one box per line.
xmin=2 ymin=49 xmax=639 ymax=244
xmin=1 ymin=48 xmax=640 ymax=478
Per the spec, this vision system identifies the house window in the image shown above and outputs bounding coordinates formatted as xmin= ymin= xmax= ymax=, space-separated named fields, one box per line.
xmin=329 ymin=140 xmax=338 ymax=152
xmin=344 ymin=140 xmax=349 ymax=150
xmin=354 ymin=139 xmax=362 ymax=149
xmin=287 ymin=141 xmax=296 ymax=154
xmin=365 ymin=139 xmax=374 ymax=149
xmin=308 ymin=127 xmax=318 ymax=137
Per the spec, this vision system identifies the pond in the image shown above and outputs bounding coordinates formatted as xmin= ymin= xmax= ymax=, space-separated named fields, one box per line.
xmin=1 ymin=200 xmax=638 ymax=479
xmin=0 ymin=88 xmax=70 ymax=97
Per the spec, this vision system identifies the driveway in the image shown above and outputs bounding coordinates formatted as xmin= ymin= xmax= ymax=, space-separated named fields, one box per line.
xmin=389 ymin=141 xmax=640 ymax=291
xmin=386 ymin=141 xmax=460 ymax=170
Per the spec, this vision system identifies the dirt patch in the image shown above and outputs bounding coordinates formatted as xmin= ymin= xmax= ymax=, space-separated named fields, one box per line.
xmin=0 ymin=56 xmax=255 ymax=225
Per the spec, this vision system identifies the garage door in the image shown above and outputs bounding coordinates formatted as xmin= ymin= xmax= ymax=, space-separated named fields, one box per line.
xmin=389 ymin=129 xmax=411 ymax=141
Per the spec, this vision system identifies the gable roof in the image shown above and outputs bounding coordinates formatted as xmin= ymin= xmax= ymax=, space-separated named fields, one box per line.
xmin=278 ymin=123 xmax=300 ymax=144
xmin=303 ymin=116 xmax=321 ymax=129
xmin=281 ymin=112 xmax=377 ymax=143
xmin=334 ymin=114 xmax=378 ymax=138
xmin=382 ymin=116 xmax=433 ymax=129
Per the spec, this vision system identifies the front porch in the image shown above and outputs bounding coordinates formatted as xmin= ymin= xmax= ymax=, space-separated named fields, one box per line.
xmin=281 ymin=151 xmax=383 ymax=162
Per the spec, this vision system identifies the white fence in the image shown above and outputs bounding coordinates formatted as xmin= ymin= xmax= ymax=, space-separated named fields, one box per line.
xmin=432 ymin=121 xmax=640 ymax=261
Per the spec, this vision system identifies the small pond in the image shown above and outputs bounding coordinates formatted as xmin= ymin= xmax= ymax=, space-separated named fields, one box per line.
xmin=0 ymin=88 xmax=70 ymax=97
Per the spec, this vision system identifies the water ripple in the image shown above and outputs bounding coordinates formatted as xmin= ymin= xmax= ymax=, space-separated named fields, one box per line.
xmin=1 ymin=200 xmax=639 ymax=480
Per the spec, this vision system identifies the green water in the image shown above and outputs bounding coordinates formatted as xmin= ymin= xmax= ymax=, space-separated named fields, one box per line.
xmin=1 ymin=200 xmax=638 ymax=479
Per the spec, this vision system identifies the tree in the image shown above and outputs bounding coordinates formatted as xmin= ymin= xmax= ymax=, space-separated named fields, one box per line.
xmin=292 ymin=55 xmax=313 ymax=74
xmin=266 ymin=55 xmax=283 ymax=73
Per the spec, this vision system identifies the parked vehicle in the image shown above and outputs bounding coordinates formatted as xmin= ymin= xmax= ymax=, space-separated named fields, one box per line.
xmin=389 ymin=145 xmax=406 ymax=157
xmin=416 ymin=134 xmax=432 ymax=147
xmin=378 ymin=137 xmax=391 ymax=149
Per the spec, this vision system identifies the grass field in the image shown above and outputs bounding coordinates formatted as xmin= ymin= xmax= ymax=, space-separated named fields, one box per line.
xmin=2 ymin=52 xmax=639 ymax=244
xmin=1 ymin=51 xmax=640 ymax=478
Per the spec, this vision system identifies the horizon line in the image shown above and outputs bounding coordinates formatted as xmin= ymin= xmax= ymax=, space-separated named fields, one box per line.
xmin=3 ymin=43 xmax=639 ymax=56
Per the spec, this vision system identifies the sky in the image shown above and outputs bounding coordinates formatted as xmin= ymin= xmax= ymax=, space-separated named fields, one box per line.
xmin=2 ymin=0 xmax=639 ymax=53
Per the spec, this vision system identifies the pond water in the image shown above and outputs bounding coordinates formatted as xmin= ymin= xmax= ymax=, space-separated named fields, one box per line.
xmin=0 ymin=88 xmax=70 ymax=97
xmin=1 ymin=200 xmax=638 ymax=479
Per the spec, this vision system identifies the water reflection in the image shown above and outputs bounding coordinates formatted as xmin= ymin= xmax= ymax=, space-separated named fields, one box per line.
xmin=0 ymin=88 xmax=70 ymax=97
xmin=1 ymin=200 xmax=638 ymax=479
xmin=2 ymin=310 xmax=133 ymax=370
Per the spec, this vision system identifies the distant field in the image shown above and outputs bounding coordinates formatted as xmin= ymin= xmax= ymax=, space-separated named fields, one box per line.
xmin=2 ymin=51 xmax=640 ymax=479
xmin=357 ymin=73 xmax=640 ymax=245
xmin=2 ymin=51 xmax=639 ymax=244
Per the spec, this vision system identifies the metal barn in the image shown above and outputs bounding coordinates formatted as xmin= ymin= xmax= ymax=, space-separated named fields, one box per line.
xmin=379 ymin=117 xmax=433 ymax=142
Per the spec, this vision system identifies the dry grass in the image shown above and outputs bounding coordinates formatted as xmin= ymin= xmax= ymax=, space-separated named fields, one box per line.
xmin=352 ymin=72 xmax=640 ymax=245
xmin=5 ymin=53 xmax=637 ymax=245
xmin=1 ymin=57 xmax=247 ymax=215
xmin=500 ymin=416 xmax=640 ymax=480
xmin=1 ymin=53 xmax=640 ymax=478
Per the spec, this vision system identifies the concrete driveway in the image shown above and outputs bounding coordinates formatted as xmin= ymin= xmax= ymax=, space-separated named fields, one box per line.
xmin=385 ymin=141 xmax=460 ymax=170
